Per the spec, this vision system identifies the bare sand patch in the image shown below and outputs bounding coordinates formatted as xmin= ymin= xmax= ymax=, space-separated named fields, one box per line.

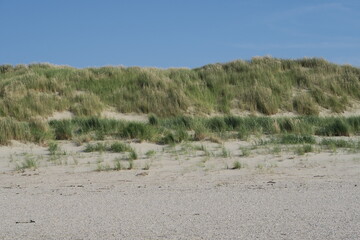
xmin=46 ymin=110 xmax=148 ymax=122
xmin=46 ymin=111 xmax=74 ymax=121
xmin=101 ymin=111 xmax=148 ymax=122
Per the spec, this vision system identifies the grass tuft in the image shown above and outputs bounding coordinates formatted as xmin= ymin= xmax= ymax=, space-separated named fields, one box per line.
xmin=109 ymin=142 xmax=132 ymax=152
xmin=145 ymin=150 xmax=156 ymax=157
xmin=279 ymin=134 xmax=316 ymax=144
xmin=113 ymin=158 xmax=123 ymax=171
xmin=232 ymin=161 xmax=243 ymax=169
xmin=296 ymin=144 xmax=314 ymax=155
xmin=129 ymin=150 xmax=138 ymax=160
xmin=221 ymin=146 xmax=231 ymax=158
xmin=48 ymin=142 xmax=58 ymax=155
xmin=16 ymin=156 xmax=38 ymax=170
xmin=320 ymin=139 xmax=355 ymax=148
xmin=84 ymin=142 xmax=107 ymax=152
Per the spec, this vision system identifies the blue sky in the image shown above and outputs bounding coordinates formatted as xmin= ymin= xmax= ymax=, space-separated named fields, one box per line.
xmin=1 ymin=0 xmax=359 ymax=68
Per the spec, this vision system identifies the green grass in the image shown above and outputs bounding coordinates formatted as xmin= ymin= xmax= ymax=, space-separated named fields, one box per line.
xmin=148 ymin=114 xmax=159 ymax=125
xmin=96 ymin=157 xmax=138 ymax=171
xmin=50 ymin=120 xmax=73 ymax=140
xmin=129 ymin=150 xmax=138 ymax=160
xmin=159 ymin=129 xmax=189 ymax=144
xmin=120 ymin=122 xmax=156 ymax=141
xmin=221 ymin=146 xmax=231 ymax=158
xmin=113 ymin=158 xmax=123 ymax=171
xmin=48 ymin=142 xmax=58 ymax=155
xmin=316 ymin=119 xmax=351 ymax=136
xmin=109 ymin=142 xmax=132 ymax=152
xmin=320 ymin=139 xmax=355 ymax=149
xmin=232 ymin=161 xmax=243 ymax=169
xmin=0 ymin=118 xmax=32 ymax=144
xmin=84 ymin=142 xmax=108 ymax=152
xmin=1 ymin=58 xmax=359 ymax=121
xmin=296 ymin=144 xmax=314 ymax=155
xmin=128 ymin=159 xmax=134 ymax=169
xmin=145 ymin=150 xmax=156 ymax=157
xmin=1 ymin=57 xmax=360 ymax=145
xmin=1 ymin=115 xmax=360 ymax=145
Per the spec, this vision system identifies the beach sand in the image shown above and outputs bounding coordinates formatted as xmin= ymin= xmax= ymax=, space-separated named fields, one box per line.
xmin=0 ymin=139 xmax=359 ymax=239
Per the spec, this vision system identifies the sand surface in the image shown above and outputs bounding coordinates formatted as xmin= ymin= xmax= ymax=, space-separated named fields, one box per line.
xmin=46 ymin=110 xmax=149 ymax=122
xmin=1 ymin=140 xmax=359 ymax=239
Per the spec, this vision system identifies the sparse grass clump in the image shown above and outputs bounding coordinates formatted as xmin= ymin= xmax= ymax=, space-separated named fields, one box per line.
xmin=128 ymin=159 xmax=134 ymax=169
xmin=113 ymin=158 xmax=123 ymax=171
xmin=160 ymin=129 xmax=189 ymax=145
xmin=129 ymin=150 xmax=138 ymax=160
xmin=271 ymin=146 xmax=282 ymax=155
xmin=109 ymin=142 xmax=132 ymax=152
xmin=15 ymin=156 xmax=38 ymax=170
xmin=320 ymin=139 xmax=355 ymax=149
xmin=279 ymin=134 xmax=316 ymax=144
xmin=48 ymin=142 xmax=58 ymax=155
xmin=221 ymin=146 xmax=231 ymax=158
xmin=96 ymin=162 xmax=112 ymax=172
xmin=145 ymin=150 xmax=156 ymax=157
xmin=296 ymin=144 xmax=314 ymax=155
xmin=96 ymin=156 xmax=138 ymax=172
xmin=84 ymin=142 xmax=107 ymax=152
xmin=84 ymin=141 xmax=134 ymax=153
xmin=142 ymin=162 xmax=151 ymax=170
xmin=232 ymin=161 xmax=243 ymax=169
xmin=240 ymin=147 xmax=251 ymax=157
xmin=73 ymin=134 xmax=92 ymax=146
xmin=195 ymin=144 xmax=212 ymax=157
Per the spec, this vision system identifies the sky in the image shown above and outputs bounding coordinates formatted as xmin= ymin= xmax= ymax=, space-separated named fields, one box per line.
xmin=1 ymin=0 xmax=359 ymax=68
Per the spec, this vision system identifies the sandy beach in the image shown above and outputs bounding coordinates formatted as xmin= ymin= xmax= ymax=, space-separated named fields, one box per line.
xmin=1 ymin=139 xmax=359 ymax=240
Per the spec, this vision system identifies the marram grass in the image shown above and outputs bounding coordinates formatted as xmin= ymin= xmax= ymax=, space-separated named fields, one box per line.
xmin=1 ymin=57 xmax=360 ymax=120
xmin=2 ymin=115 xmax=360 ymax=145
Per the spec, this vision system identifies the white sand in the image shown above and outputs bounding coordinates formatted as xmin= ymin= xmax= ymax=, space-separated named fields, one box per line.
xmin=101 ymin=111 xmax=148 ymax=122
xmin=0 ymin=140 xmax=359 ymax=239
xmin=46 ymin=110 xmax=148 ymax=122
xmin=46 ymin=111 xmax=74 ymax=121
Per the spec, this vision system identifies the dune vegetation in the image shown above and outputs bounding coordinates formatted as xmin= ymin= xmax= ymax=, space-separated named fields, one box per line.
xmin=1 ymin=114 xmax=360 ymax=145
xmin=1 ymin=57 xmax=360 ymax=145
xmin=1 ymin=57 xmax=360 ymax=120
